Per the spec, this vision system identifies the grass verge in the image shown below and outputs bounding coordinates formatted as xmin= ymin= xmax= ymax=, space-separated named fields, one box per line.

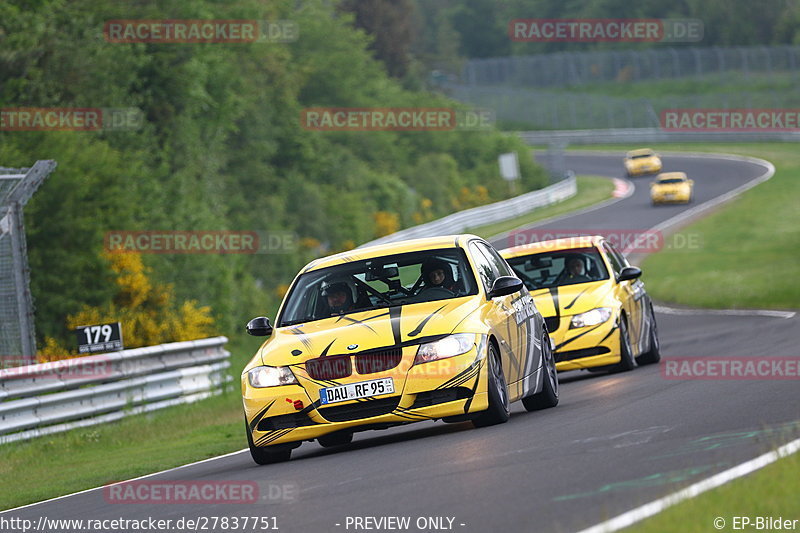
xmin=630 ymin=448 xmax=800 ymax=533
xmin=467 ymin=175 xmax=615 ymax=240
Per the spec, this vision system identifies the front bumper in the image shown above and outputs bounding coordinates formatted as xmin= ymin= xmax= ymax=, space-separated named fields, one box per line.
xmin=546 ymin=315 xmax=622 ymax=371
xmin=242 ymin=344 xmax=489 ymax=448
xmin=651 ymin=191 xmax=690 ymax=204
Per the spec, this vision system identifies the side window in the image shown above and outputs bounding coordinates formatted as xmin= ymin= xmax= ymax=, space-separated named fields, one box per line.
xmin=476 ymin=242 xmax=514 ymax=277
xmin=602 ymin=242 xmax=625 ymax=276
xmin=469 ymin=242 xmax=498 ymax=291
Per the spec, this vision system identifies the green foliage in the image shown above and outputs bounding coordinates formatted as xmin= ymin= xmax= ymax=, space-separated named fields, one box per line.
xmin=0 ymin=0 xmax=547 ymax=347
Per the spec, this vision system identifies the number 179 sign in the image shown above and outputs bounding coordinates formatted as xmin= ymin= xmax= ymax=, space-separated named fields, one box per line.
xmin=75 ymin=322 xmax=124 ymax=354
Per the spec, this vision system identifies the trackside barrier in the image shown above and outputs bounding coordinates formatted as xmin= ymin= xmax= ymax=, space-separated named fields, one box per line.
xmin=359 ymin=174 xmax=576 ymax=248
xmin=0 ymin=336 xmax=230 ymax=444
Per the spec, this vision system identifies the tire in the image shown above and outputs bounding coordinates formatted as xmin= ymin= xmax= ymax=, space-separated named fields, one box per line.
xmin=317 ymin=432 xmax=353 ymax=448
xmin=636 ymin=306 xmax=661 ymax=365
xmin=610 ymin=316 xmax=636 ymax=373
xmin=522 ymin=333 xmax=559 ymax=411
xmin=472 ymin=341 xmax=510 ymax=428
xmin=245 ymin=422 xmax=292 ymax=465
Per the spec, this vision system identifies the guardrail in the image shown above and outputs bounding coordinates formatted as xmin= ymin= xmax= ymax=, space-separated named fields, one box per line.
xmin=359 ymin=174 xmax=576 ymax=248
xmin=518 ymin=128 xmax=800 ymax=145
xmin=0 ymin=336 xmax=231 ymax=444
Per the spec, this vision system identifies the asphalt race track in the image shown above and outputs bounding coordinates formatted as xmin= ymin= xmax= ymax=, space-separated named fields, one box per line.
xmin=4 ymin=153 xmax=799 ymax=533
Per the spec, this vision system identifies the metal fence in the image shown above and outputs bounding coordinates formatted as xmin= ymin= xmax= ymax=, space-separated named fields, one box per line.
xmin=0 ymin=161 xmax=57 ymax=364
xmin=442 ymin=45 xmax=800 ymax=130
xmin=518 ymin=128 xmax=800 ymax=145
xmin=359 ymin=173 xmax=576 ymax=248
xmin=449 ymin=86 xmax=800 ymax=130
xmin=0 ymin=336 xmax=231 ymax=443
xmin=460 ymin=45 xmax=800 ymax=88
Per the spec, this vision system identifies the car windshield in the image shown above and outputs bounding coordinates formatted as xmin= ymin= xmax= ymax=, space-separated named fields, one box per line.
xmin=278 ymin=248 xmax=478 ymax=326
xmin=657 ymin=178 xmax=685 ymax=184
xmin=506 ymin=247 xmax=609 ymax=290
xmin=630 ymin=152 xmax=653 ymax=159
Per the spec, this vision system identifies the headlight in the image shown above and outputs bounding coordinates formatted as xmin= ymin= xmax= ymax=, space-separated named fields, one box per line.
xmin=415 ymin=333 xmax=475 ymax=364
xmin=247 ymin=365 xmax=298 ymax=388
xmin=570 ymin=308 xmax=612 ymax=328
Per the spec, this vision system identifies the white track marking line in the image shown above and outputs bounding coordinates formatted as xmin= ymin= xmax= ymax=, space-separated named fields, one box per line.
xmin=574 ymin=437 xmax=800 ymax=533
xmin=653 ymin=304 xmax=795 ymax=319
xmin=0 ymin=448 xmax=249 ymax=514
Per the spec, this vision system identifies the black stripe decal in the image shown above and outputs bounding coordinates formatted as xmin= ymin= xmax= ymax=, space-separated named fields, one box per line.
xmin=248 ymin=399 xmax=276 ymax=433
xmin=555 ymin=323 xmax=604 ymax=351
xmin=549 ymin=287 xmax=561 ymax=317
xmin=563 ymin=287 xmax=590 ymax=310
xmin=408 ymin=304 xmax=447 ymax=337
xmin=389 ymin=306 xmax=403 ymax=345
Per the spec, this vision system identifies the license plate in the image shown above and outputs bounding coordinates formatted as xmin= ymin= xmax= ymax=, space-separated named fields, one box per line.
xmin=319 ymin=378 xmax=394 ymax=405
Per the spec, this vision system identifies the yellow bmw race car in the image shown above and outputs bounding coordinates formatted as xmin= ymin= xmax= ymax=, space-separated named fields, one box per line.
xmin=501 ymin=236 xmax=660 ymax=374
xmin=650 ymin=172 xmax=694 ymax=205
xmin=624 ymin=148 xmax=662 ymax=177
xmin=242 ymin=235 xmax=558 ymax=464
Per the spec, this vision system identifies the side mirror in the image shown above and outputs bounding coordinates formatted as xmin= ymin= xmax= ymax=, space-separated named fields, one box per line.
xmin=617 ymin=266 xmax=642 ymax=282
xmin=246 ymin=316 xmax=274 ymax=336
xmin=488 ymin=276 xmax=524 ymax=298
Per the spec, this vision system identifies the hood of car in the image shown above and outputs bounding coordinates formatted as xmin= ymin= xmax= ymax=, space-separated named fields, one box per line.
xmin=627 ymin=157 xmax=658 ymax=168
xmin=529 ymin=280 xmax=613 ymax=318
xmin=258 ymin=296 xmax=480 ymax=366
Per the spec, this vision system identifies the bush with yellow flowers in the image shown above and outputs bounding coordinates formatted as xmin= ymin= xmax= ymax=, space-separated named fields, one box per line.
xmin=38 ymin=252 xmax=215 ymax=362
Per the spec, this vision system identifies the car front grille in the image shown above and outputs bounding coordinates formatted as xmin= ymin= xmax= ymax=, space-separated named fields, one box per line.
xmin=355 ymin=348 xmax=402 ymax=374
xmin=410 ymin=387 xmax=472 ymax=409
xmin=555 ymin=346 xmax=610 ymax=362
xmin=305 ymin=355 xmax=352 ymax=380
xmin=317 ymin=397 xmax=401 ymax=422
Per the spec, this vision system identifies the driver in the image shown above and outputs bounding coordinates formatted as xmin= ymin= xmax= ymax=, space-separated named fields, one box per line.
xmin=564 ymin=256 xmax=591 ymax=283
xmin=420 ymin=258 xmax=456 ymax=293
xmin=321 ymin=281 xmax=355 ymax=315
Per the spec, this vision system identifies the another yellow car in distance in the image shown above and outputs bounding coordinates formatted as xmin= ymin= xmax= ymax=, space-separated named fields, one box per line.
xmin=650 ymin=172 xmax=694 ymax=205
xmin=624 ymin=148 xmax=662 ymax=177
xmin=501 ymin=236 xmax=660 ymax=374
xmin=242 ymin=235 xmax=558 ymax=464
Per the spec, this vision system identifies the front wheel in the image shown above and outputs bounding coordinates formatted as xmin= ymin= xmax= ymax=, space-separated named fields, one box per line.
xmin=636 ymin=306 xmax=661 ymax=365
xmin=472 ymin=342 xmax=510 ymax=428
xmin=522 ymin=333 xmax=559 ymax=411
xmin=610 ymin=316 xmax=636 ymax=373
xmin=246 ymin=422 xmax=292 ymax=465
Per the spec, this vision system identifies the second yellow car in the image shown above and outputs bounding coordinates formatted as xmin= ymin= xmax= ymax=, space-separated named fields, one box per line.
xmin=501 ymin=236 xmax=660 ymax=374
xmin=624 ymin=148 xmax=662 ymax=177
xmin=650 ymin=172 xmax=694 ymax=205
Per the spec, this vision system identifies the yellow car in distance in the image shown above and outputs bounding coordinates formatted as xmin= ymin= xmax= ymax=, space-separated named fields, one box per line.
xmin=501 ymin=236 xmax=660 ymax=374
xmin=650 ymin=172 xmax=694 ymax=204
xmin=624 ymin=148 xmax=662 ymax=177
xmin=242 ymin=235 xmax=558 ymax=464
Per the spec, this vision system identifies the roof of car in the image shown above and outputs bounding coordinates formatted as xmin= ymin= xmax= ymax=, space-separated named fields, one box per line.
xmin=500 ymin=235 xmax=603 ymax=259
xmin=299 ymin=234 xmax=480 ymax=273
xmin=626 ymin=148 xmax=655 ymax=157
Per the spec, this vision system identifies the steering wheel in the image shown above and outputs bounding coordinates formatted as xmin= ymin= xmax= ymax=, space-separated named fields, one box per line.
xmin=416 ymin=286 xmax=454 ymax=299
